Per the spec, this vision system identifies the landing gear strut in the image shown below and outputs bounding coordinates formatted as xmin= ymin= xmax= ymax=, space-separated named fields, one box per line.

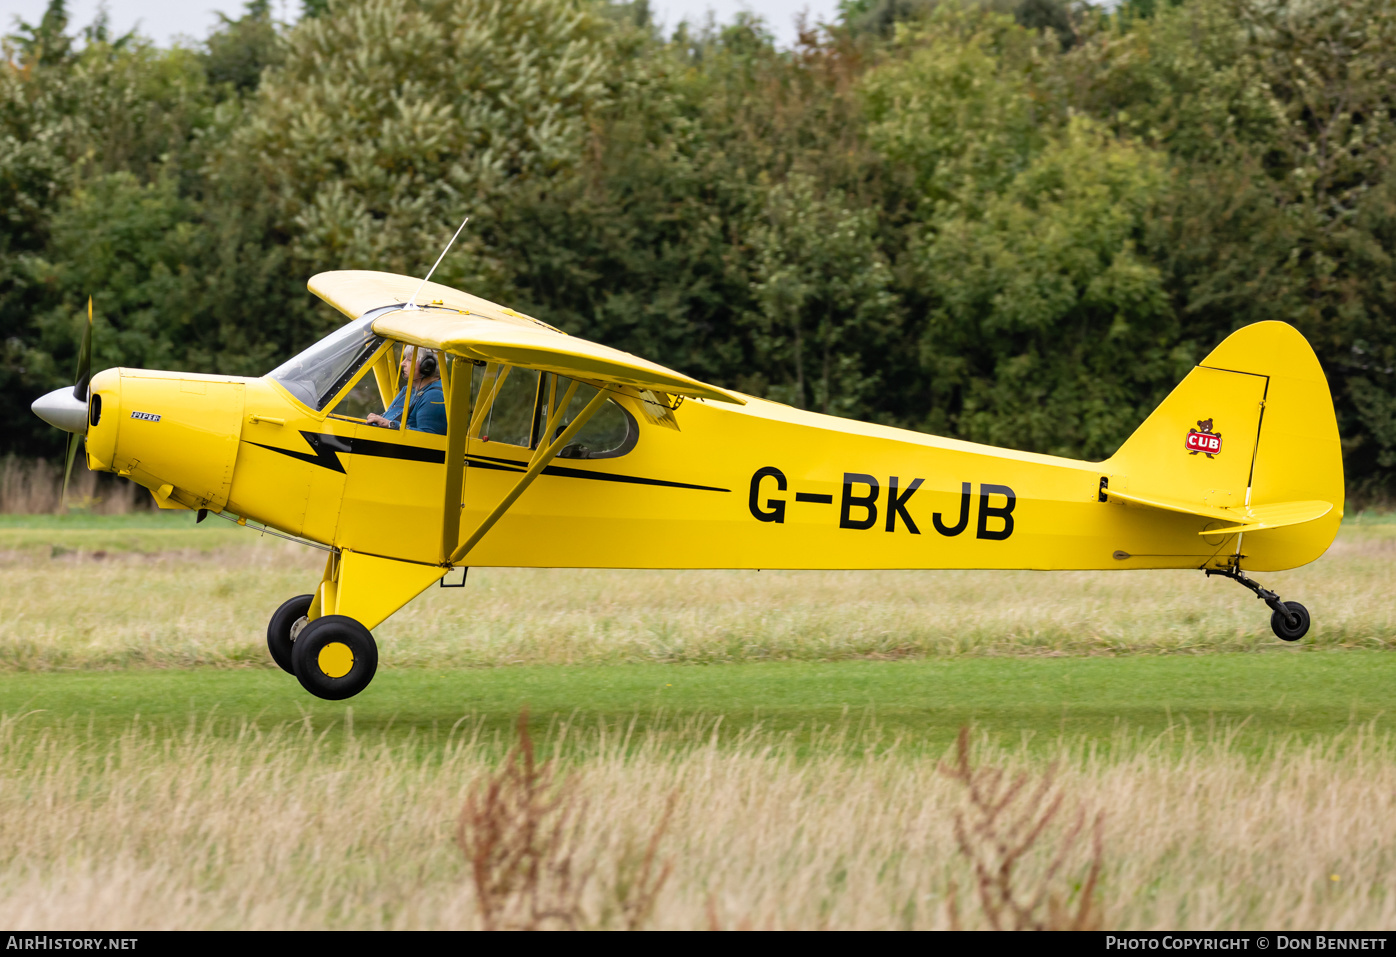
xmin=1205 ymin=565 xmax=1310 ymax=642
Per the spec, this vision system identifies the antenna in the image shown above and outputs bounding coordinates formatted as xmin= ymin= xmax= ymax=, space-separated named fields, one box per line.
xmin=406 ymin=215 xmax=471 ymax=310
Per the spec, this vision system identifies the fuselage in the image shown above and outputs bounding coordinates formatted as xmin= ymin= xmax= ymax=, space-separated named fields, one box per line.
xmin=84 ymin=364 xmax=1261 ymax=573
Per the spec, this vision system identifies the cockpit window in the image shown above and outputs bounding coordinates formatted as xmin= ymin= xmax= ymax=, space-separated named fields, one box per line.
xmin=541 ymin=377 xmax=637 ymax=459
xmin=476 ymin=365 xmax=540 ymax=448
xmin=268 ymin=315 xmax=384 ymax=411
xmin=330 ymin=364 xmax=390 ymax=420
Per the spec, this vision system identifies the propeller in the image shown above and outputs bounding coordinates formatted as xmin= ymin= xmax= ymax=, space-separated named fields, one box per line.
xmin=62 ymin=298 xmax=95 ymax=505
xmin=31 ymin=297 xmax=95 ymax=510
xmin=73 ymin=296 xmax=93 ymax=402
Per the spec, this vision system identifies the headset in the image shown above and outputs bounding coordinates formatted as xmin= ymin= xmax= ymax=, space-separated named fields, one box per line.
xmin=417 ymin=351 xmax=437 ymax=378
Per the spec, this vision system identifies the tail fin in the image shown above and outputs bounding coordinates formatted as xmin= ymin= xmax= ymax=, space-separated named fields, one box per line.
xmin=1105 ymin=321 xmax=1343 ymax=571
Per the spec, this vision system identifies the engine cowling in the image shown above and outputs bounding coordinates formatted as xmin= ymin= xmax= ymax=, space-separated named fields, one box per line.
xmin=86 ymin=368 xmax=247 ymax=511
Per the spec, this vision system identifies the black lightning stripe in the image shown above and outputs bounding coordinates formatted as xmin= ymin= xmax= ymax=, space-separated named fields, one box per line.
xmin=249 ymin=431 xmax=447 ymax=473
xmin=466 ymin=453 xmax=730 ymax=493
xmin=349 ymin=436 xmax=447 ymax=464
xmin=247 ymin=435 xmax=726 ymax=493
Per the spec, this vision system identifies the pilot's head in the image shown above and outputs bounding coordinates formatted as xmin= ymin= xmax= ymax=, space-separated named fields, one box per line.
xmin=399 ymin=347 xmax=440 ymax=385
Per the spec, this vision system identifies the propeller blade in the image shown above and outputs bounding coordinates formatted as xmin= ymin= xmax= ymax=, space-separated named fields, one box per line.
xmin=72 ymin=296 xmax=93 ymax=402
xmin=61 ymin=432 xmax=82 ymax=511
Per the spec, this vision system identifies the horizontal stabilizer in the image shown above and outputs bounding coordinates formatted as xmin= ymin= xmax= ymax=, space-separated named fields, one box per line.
xmin=1106 ymin=488 xmax=1235 ymax=522
xmin=1193 ymin=500 xmax=1334 ymax=536
xmin=1105 ymin=488 xmax=1332 ymax=535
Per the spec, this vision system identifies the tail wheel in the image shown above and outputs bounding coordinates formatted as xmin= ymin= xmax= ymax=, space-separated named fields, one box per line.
xmin=1271 ymin=601 xmax=1310 ymax=642
xmin=267 ymin=594 xmax=314 ymax=674
xmin=291 ymin=615 xmax=379 ymax=700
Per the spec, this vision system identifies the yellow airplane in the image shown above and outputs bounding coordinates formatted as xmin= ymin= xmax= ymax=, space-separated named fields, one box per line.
xmin=32 ymin=271 xmax=1343 ymax=699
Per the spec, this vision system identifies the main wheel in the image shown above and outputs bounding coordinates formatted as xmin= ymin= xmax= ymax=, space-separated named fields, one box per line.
xmin=1270 ymin=601 xmax=1310 ymax=642
xmin=267 ymin=594 xmax=314 ymax=674
xmin=291 ymin=615 xmax=378 ymax=700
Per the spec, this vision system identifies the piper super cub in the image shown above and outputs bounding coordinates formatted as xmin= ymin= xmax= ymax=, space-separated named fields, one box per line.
xmin=32 ymin=270 xmax=1344 ymax=699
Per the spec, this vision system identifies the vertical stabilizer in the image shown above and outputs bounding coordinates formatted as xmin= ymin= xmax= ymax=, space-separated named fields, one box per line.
xmin=1106 ymin=321 xmax=1343 ymax=571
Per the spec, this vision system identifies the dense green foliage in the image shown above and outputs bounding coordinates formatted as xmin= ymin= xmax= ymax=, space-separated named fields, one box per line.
xmin=4 ymin=0 xmax=1394 ymax=493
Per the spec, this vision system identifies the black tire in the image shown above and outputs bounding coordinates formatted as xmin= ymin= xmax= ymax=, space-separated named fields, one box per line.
xmin=267 ymin=594 xmax=314 ymax=674
xmin=1271 ymin=601 xmax=1310 ymax=642
xmin=291 ymin=615 xmax=378 ymax=700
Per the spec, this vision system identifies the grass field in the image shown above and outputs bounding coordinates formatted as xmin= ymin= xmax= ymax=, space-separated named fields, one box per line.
xmin=1 ymin=654 xmax=1393 ymax=753
xmin=1 ymin=514 xmax=1394 ymax=929
xmin=4 ymin=511 xmax=1395 ymax=670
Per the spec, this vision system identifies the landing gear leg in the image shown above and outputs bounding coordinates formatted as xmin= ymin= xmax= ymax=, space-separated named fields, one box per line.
xmin=1205 ymin=565 xmax=1310 ymax=642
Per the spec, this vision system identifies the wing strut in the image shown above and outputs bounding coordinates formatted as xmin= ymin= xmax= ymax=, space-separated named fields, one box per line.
xmin=469 ymin=363 xmax=507 ymax=438
xmin=445 ymin=383 xmax=608 ymax=566
xmin=439 ymin=356 xmax=475 ymax=562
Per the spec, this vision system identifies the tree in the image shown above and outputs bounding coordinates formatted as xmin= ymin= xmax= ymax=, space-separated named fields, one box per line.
xmin=203 ymin=0 xmax=283 ymax=98
xmin=1068 ymin=0 xmax=1396 ymax=490
xmin=917 ymin=117 xmax=1178 ymax=457
xmin=6 ymin=0 xmax=76 ymax=68
xmin=1 ymin=11 xmax=215 ymax=455
xmin=236 ymin=0 xmax=618 ymax=290
xmin=747 ymin=176 xmax=897 ymax=415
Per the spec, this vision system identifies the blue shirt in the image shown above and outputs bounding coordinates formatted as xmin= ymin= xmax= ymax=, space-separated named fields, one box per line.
xmin=384 ymin=379 xmax=447 ymax=435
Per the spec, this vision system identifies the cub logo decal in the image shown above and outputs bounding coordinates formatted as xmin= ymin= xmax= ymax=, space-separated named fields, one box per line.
xmin=1186 ymin=418 xmax=1221 ymax=458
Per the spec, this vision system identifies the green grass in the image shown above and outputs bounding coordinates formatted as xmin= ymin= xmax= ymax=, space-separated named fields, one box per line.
xmin=0 ymin=512 xmax=203 ymax=529
xmin=1344 ymin=508 xmax=1396 ymax=524
xmin=2 ymin=524 xmax=1392 ymax=671
xmin=6 ymin=651 xmax=1393 ymax=754
xmin=0 ymin=510 xmax=245 ymax=553
xmin=1 ymin=510 xmax=1392 ymax=754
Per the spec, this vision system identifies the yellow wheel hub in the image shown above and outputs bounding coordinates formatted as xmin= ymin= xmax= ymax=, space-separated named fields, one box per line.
xmin=317 ymin=641 xmax=354 ymax=679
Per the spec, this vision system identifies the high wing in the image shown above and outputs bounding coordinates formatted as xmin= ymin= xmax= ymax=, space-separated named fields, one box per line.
xmin=373 ymin=311 xmax=744 ymax=405
xmin=308 ymin=270 xmax=744 ymax=405
xmin=309 ymin=269 xmax=563 ymax=333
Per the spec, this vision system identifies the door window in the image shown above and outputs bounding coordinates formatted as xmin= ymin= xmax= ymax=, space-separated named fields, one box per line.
xmin=540 ymin=376 xmax=637 ymax=459
xmin=478 ymin=366 xmax=540 ymax=448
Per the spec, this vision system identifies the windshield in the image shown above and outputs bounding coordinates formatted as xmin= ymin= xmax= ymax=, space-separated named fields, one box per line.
xmin=268 ymin=315 xmax=384 ymax=410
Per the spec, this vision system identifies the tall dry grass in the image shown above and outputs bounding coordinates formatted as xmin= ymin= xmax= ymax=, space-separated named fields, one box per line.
xmin=456 ymin=711 xmax=676 ymax=930
xmin=1 ymin=526 xmax=1392 ymax=670
xmin=0 ymin=713 xmax=1391 ymax=930
xmin=0 ymin=457 xmax=143 ymax=515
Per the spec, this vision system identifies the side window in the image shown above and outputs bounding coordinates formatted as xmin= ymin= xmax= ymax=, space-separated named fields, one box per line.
xmin=330 ymin=370 xmax=388 ymax=421
xmin=479 ymin=366 xmax=539 ymax=448
xmin=541 ymin=376 xmax=637 ymax=459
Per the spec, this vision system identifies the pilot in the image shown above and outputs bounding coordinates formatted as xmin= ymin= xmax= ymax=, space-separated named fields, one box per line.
xmin=367 ymin=348 xmax=447 ymax=435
